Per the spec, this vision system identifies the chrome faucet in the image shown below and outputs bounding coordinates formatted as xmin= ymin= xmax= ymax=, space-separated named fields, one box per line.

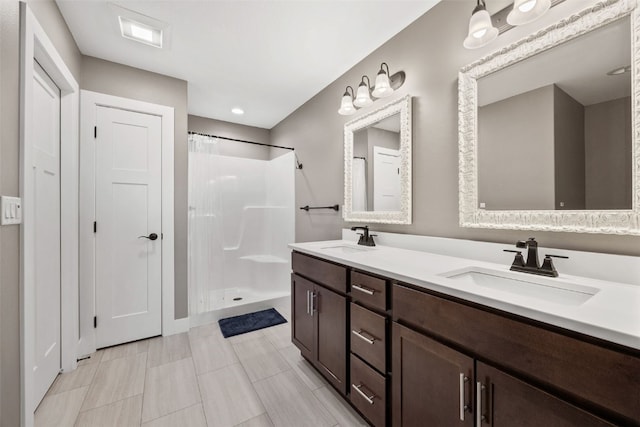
xmin=504 ymin=238 xmax=568 ymax=277
xmin=351 ymin=226 xmax=376 ymax=247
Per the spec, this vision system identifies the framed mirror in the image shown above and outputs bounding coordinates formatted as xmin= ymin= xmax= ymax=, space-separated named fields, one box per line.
xmin=458 ymin=0 xmax=640 ymax=234
xmin=343 ymin=95 xmax=412 ymax=224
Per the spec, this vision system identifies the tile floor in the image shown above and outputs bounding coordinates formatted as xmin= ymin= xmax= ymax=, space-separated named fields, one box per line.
xmin=34 ymin=299 xmax=368 ymax=427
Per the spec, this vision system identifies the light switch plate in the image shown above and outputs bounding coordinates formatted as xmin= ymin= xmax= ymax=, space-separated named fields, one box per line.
xmin=1 ymin=196 xmax=22 ymax=225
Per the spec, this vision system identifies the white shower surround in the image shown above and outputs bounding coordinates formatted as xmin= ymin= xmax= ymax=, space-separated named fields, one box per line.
xmin=188 ymin=134 xmax=294 ymax=319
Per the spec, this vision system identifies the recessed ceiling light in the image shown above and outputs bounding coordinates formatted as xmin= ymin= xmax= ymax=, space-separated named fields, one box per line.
xmin=119 ymin=16 xmax=163 ymax=48
xmin=231 ymin=108 xmax=245 ymax=115
xmin=607 ymin=65 xmax=631 ymax=76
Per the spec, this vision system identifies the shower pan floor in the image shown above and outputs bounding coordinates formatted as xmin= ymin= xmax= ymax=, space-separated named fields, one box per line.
xmin=190 ymin=286 xmax=290 ymax=327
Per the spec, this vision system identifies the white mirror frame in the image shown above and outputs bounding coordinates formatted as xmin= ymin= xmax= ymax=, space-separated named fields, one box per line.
xmin=343 ymin=95 xmax=412 ymax=224
xmin=459 ymin=0 xmax=640 ymax=235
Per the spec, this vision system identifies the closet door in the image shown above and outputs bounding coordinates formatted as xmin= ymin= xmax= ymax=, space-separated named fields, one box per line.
xmin=95 ymin=106 xmax=162 ymax=348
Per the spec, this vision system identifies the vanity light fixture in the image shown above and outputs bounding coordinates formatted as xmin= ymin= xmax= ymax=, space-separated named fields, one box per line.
xmin=354 ymin=76 xmax=374 ymax=108
xmin=338 ymin=86 xmax=357 ymax=116
xmin=119 ymin=16 xmax=163 ymax=48
xmin=463 ymin=0 xmax=499 ymax=50
xmin=507 ymin=0 xmax=551 ymax=26
xmin=338 ymin=64 xmax=406 ymax=115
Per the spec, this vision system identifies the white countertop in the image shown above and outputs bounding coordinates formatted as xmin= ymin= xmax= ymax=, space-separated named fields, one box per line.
xmin=289 ymin=240 xmax=640 ymax=350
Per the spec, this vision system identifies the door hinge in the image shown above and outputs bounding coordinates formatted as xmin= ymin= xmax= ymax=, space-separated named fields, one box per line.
xmin=94 ymin=126 xmax=97 ymax=138
xmin=93 ymin=221 xmax=97 ymax=233
xmin=93 ymin=316 xmax=97 ymax=328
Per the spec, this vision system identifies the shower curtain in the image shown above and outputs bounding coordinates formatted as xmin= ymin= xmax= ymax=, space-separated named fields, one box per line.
xmin=188 ymin=133 xmax=295 ymax=316
xmin=352 ymin=158 xmax=367 ymax=211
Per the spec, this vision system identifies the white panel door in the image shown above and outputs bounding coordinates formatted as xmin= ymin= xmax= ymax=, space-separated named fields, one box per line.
xmin=95 ymin=106 xmax=162 ymax=348
xmin=373 ymin=146 xmax=401 ymax=211
xmin=32 ymin=61 xmax=61 ymax=406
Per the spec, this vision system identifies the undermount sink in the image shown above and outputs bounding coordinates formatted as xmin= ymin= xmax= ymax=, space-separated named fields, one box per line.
xmin=319 ymin=244 xmax=376 ymax=254
xmin=442 ymin=267 xmax=600 ymax=306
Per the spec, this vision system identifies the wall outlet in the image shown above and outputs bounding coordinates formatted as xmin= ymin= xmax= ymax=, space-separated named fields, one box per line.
xmin=1 ymin=196 xmax=22 ymax=225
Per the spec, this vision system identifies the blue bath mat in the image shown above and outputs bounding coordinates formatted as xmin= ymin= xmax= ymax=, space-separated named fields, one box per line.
xmin=218 ymin=308 xmax=287 ymax=338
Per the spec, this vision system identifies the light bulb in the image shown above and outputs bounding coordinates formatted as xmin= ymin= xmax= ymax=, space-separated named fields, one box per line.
xmin=507 ymin=0 xmax=550 ymax=26
xmin=473 ymin=28 xmax=487 ymax=39
xmin=518 ymin=0 xmax=537 ymax=12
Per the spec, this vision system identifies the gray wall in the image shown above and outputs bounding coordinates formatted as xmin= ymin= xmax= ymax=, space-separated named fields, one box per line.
xmin=270 ymin=0 xmax=640 ymax=256
xmin=1 ymin=1 xmax=82 ymax=425
xmin=82 ymin=56 xmax=189 ymax=319
xmin=478 ymin=85 xmax=555 ymax=210
xmin=188 ymin=114 xmax=272 ymax=160
xmin=585 ymin=96 xmax=632 ymax=209
xmin=0 ymin=4 xmax=19 ymax=425
xmin=554 ymin=86 xmax=585 ymax=210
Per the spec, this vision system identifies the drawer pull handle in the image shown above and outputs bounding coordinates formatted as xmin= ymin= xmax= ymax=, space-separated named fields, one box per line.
xmin=352 ymin=284 xmax=375 ymax=295
xmin=476 ymin=381 xmax=486 ymax=425
xmin=352 ymin=384 xmax=376 ymax=405
xmin=352 ymin=330 xmax=376 ymax=344
xmin=459 ymin=373 xmax=469 ymax=421
xmin=322 ymin=365 xmax=339 ymax=381
xmin=306 ymin=290 xmax=310 ymax=315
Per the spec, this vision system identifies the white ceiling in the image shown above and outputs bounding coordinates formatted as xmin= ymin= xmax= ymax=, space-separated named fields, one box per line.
xmin=479 ymin=16 xmax=630 ymax=107
xmin=56 ymin=0 xmax=441 ymax=129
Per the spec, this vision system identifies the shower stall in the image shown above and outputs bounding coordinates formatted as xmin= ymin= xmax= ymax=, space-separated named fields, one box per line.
xmin=188 ymin=133 xmax=294 ymax=323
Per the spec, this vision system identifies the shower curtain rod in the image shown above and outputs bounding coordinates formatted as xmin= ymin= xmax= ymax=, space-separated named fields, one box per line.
xmin=188 ymin=131 xmax=294 ymax=151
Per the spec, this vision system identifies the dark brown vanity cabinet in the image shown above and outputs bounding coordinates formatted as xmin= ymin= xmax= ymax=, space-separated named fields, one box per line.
xmin=291 ymin=252 xmax=348 ymax=395
xmin=349 ymin=270 xmax=390 ymax=427
xmin=291 ymin=251 xmax=640 ymax=427
xmin=392 ymin=322 xmax=615 ymax=427
xmin=392 ymin=322 xmax=474 ymax=427
xmin=392 ymin=283 xmax=639 ymax=427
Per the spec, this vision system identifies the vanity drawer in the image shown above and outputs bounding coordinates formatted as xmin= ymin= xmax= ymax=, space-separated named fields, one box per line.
xmin=350 ymin=303 xmax=386 ymax=373
xmin=350 ymin=354 xmax=386 ymax=427
xmin=392 ymin=284 xmax=640 ymax=424
xmin=350 ymin=271 xmax=387 ymax=311
xmin=292 ymin=251 xmax=347 ymax=293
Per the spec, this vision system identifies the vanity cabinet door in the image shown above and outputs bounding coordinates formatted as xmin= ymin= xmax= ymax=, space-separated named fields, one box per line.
xmin=315 ymin=285 xmax=347 ymax=395
xmin=476 ymin=362 xmax=615 ymax=427
xmin=392 ymin=322 xmax=474 ymax=427
xmin=291 ymin=274 xmax=314 ymax=361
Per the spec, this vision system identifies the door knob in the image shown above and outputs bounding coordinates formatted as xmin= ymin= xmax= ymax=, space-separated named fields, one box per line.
xmin=138 ymin=233 xmax=158 ymax=241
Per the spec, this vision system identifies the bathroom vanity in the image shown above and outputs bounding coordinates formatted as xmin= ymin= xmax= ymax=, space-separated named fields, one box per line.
xmin=289 ymin=240 xmax=640 ymax=427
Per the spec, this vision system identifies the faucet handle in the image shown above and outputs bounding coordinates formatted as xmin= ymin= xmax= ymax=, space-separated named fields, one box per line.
xmin=503 ymin=249 xmax=525 ymax=267
xmin=540 ymin=254 xmax=567 ymax=277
